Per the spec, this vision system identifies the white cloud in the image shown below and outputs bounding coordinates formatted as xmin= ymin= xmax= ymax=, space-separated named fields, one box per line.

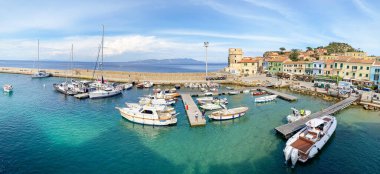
xmin=159 ymin=29 xmax=289 ymax=43
xmin=352 ymin=0 xmax=379 ymax=19
xmin=0 ymin=35 xmax=229 ymax=62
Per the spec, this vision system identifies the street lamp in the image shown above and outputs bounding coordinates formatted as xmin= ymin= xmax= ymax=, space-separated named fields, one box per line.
xmin=204 ymin=41 xmax=209 ymax=81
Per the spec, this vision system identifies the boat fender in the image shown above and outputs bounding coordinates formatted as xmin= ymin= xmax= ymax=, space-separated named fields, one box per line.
xmin=309 ymin=147 xmax=318 ymax=158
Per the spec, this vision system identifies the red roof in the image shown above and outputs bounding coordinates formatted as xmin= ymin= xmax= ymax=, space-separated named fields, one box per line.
xmin=238 ymin=58 xmax=260 ymax=63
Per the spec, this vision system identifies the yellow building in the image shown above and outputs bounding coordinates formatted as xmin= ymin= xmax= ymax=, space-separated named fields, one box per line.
xmin=319 ymin=55 xmax=338 ymax=61
xmin=342 ymin=52 xmax=367 ymax=58
xmin=237 ymin=57 xmax=260 ymax=76
xmin=333 ymin=57 xmax=374 ymax=81
xmin=283 ymin=60 xmax=310 ymax=75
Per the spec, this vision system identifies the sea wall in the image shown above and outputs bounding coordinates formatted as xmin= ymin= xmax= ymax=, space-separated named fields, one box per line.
xmin=0 ymin=67 xmax=229 ymax=84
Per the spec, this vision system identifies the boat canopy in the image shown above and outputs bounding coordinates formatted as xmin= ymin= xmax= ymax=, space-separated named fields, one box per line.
xmin=306 ymin=118 xmax=325 ymax=128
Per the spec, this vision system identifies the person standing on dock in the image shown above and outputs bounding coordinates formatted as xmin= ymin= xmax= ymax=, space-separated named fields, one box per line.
xmin=195 ymin=111 xmax=199 ymax=122
xmin=201 ymin=109 xmax=206 ymax=119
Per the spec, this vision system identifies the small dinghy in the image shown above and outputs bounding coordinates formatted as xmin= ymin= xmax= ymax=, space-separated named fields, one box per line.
xmin=124 ymin=83 xmax=133 ymax=90
xmin=287 ymin=108 xmax=312 ymax=123
xmin=228 ymin=91 xmax=239 ymax=95
xmin=208 ymin=106 xmax=248 ymax=120
xmin=3 ymin=84 xmax=13 ymax=93
xmin=204 ymin=92 xmax=213 ymax=96
xmin=254 ymin=95 xmax=277 ymax=103
xmin=200 ymin=103 xmax=222 ymax=110
xmin=284 ymin=116 xmax=337 ymax=168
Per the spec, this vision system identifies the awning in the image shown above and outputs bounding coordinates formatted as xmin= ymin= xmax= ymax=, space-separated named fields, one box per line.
xmin=306 ymin=118 xmax=325 ymax=127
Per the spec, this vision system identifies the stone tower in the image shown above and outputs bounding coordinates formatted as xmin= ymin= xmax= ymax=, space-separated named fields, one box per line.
xmin=228 ymin=48 xmax=243 ymax=67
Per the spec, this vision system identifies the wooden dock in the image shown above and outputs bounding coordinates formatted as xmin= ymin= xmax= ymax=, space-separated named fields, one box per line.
xmin=257 ymin=87 xmax=297 ymax=101
xmin=275 ymin=96 xmax=358 ymax=138
xmin=181 ymin=94 xmax=206 ymax=127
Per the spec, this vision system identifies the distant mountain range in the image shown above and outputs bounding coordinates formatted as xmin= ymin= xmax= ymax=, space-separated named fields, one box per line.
xmin=127 ymin=58 xmax=208 ymax=64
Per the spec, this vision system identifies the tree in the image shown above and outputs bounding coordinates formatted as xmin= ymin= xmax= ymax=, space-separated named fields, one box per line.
xmin=306 ymin=47 xmax=313 ymax=51
xmin=279 ymin=47 xmax=286 ymax=54
xmin=289 ymin=49 xmax=300 ymax=61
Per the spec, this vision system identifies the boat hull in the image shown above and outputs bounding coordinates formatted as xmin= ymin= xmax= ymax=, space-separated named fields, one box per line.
xmin=89 ymin=90 xmax=122 ymax=99
xmin=209 ymin=112 xmax=246 ymax=120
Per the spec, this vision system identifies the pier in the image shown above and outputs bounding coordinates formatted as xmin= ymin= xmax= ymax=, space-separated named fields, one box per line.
xmin=181 ymin=94 xmax=206 ymax=127
xmin=275 ymin=96 xmax=358 ymax=138
xmin=257 ymin=87 xmax=297 ymax=101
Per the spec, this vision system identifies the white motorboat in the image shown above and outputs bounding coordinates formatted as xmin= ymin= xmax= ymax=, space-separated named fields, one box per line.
xmin=200 ymin=103 xmax=222 ymax=110
xmin=124 ymin=83 xmax=133 ymax=90
xmin=3 ymin=84 xmax=13 ymax=93
xmin=53 ymin=82 xmax=70 ymax=95
xmin=204 ymin=92 xmax=213 ymax=96
xmin=169 ymin=88 xmax=176 ymax=93
xmin=32 ymin=70 xmax=51 ymax=78
xmin=243 ymin=90 xmax=250 ymax=94
xmin=209 ymin=88 xmax=218 ymax=92
xmin=196 ymin=97 xmax=213 ymax=104
xmin=126 ymin=103 xmax=176 ymax=115
xmin=32 ymin=40 xmax=51 ymax=78
xmin=226 ymin=86 xmax=234 ymax=90
xmin=284 ymin=116 xmax=337 ymax=168
xmin=153 ymin=88 xmax=161 ymax=93
xmin=208 ymin=107 xmax=248 ymax=120
xmin=228 ymin=91 xmax=239 ymax=95
xmin=115 ymin=105 xmax=177 ymax=126
xmin=200 ymin=88 xmax=207 ymax=92
xmin=212 ymin=98 xmax=228 ymax=105
xmin=143 ymin=81 xmax=154 ymax=88
xmin=287 ymin=108 xmax=312 ymax=123
xmin=254 ymin=95 xmax=277 ymax=103
xmin=89 ymin=86 xmax=122 ymax=99
xmin=139 ymin=96 xmax=175 ymax=106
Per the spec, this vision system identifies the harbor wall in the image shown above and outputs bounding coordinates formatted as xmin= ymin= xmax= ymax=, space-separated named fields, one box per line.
xmin=0 ymin=67 xmax=229 ymax=84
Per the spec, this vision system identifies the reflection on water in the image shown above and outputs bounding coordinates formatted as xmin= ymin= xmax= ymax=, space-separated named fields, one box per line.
xmin=119 ymin=118 xmax=172 ymax=140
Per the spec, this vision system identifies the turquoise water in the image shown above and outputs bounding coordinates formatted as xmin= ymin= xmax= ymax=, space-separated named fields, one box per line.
xmin=1 ymin=73 xmax=379 ymax=173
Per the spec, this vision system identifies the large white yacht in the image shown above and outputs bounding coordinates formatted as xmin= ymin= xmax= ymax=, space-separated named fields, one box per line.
xmin=284 ymin=115 xmax=337 ymax=168
xmin=115 ymin=105 xmax=177 ymax=126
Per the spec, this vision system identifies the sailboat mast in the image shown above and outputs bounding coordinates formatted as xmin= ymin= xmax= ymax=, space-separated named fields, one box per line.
xmin=37 ymin=40 xmax=40 ymax=71
xmin=71 ymin=44 xmax=74 ymax=82
xmin=101 ymin=25 xmax=104 ymax=74
xmin=101 ymin=24 xmax=105 ymax=84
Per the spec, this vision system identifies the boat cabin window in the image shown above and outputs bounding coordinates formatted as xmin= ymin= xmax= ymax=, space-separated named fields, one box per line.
xmin=141 ymin=110 xmax=153 ymax=114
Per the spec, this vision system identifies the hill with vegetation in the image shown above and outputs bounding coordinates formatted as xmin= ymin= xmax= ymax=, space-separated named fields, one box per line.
xmin=323 ymin=42 xmax=361 ymax=54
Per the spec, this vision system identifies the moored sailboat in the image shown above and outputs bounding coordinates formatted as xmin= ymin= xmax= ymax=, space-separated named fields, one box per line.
xmin=89 ymin=25 xmax=122 ymax=99
xmin=32 ymin=40 xmax=51 ymax=78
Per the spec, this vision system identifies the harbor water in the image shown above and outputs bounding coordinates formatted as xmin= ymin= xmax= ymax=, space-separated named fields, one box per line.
xmin=1 ymin=73 xmax=380 ymax=173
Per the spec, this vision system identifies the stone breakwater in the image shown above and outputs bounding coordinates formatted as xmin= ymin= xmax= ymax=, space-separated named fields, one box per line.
xmin=0 ymin=67 xmax=230 ymax=84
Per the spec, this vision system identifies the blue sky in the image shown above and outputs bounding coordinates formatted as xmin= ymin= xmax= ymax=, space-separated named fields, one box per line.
xmin=1 ymin=0 xmax=380 ymax=62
